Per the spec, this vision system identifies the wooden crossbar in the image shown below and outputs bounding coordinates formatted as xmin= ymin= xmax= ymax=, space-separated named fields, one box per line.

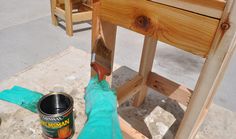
xmin=147 ymin=72 xmax=192 ymax=106
xmin=55 ymin=7 xmax=92 ymax=23
xmin=73 ymin=11 xmax=92 ymax=23
xmin=112 ymin=67 xmax=192 ymax=106
xmin=119 ymin=117 xmax=148 ymax=139
xmin=117 ymin=75 xmax=143 ymax=105
xmin=55 ymin=7 xmax=65 ymax=20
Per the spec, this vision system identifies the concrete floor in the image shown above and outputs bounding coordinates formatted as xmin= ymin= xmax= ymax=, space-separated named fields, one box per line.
xmin=0 ymin=47 xmax=235 ymax=139
xmin=0 ymin=0 xmax=236 ymax=113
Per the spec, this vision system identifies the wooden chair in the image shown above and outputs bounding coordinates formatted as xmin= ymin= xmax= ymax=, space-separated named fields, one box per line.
xmin=50 ymin=0 xmax=92 ymax=36
xmin=91 ymin=0 xmax=236 ymax=138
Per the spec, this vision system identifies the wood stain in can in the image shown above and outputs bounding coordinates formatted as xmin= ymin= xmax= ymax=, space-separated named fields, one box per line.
xmin=37 ymin=92 xmax=75 ymax=139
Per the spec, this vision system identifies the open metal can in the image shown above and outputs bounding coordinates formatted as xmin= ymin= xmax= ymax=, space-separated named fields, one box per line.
xmin=37 ymin=92 xmax=75 ymax=139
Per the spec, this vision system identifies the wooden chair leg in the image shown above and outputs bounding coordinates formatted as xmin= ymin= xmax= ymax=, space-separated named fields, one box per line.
xmin=50 ymin=0 xmax=58 ymax=26
xmin=176 ymin=1 xmax=236 ymax=138
xmin=133 ymin=36 xmax=157 ymax=107
xmin=65 ymin=0 xmax=73 ymax=36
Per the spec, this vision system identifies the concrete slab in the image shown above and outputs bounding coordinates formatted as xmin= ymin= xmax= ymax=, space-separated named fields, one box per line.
xmin=214 ymin=51 xmax=236 ymax=111
xmin=0 ymin=0 xmax=50 ymax=30
xmin=0 ymin=47 xmax=89 ymax=139
xmin=0 ymin=16 xmax=91 ymax=81
xmin=0 ymin=47 xmax=235 ymax=139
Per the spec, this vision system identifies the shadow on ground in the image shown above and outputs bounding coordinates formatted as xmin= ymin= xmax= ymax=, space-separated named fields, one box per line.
xmin=58 ymin=20 xmax=91 ymax=34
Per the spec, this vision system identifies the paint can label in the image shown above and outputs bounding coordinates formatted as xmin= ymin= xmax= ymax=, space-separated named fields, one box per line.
xmin=40 ymin=111 xmax=74 ymax=139
xmin=37 ymin=92 xmax=75 ymax=139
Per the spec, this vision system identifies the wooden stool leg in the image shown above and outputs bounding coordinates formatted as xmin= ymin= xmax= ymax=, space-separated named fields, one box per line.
xmin=65 ymin=0 xmax=73 ymax=36
xmin=133 ymin=36 xmax=157 ymax=107
xmin=50 ymin=0 xmax=58 ymax=26
xmin=100 ymin=20 xmax=117 ymax=83
xmin=91 ymin=2 xmax=117 ymax=83
xmin=91 ymin=2 xmax=100 ymax=77
xmin=176 ymin=1 xmax=236 ymax=138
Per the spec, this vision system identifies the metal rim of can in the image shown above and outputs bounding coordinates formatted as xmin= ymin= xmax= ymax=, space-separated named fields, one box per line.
xmin=37 ymin=92 xmax=74 ymax=117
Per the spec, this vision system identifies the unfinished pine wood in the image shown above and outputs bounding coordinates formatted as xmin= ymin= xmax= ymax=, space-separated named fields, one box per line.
xmin=91 ymin=1 xmax=101 ymax=77
xmin=72 ymin=11 xmax=92 ymax=22
xmin=117 ymin=75 xmax=143 ymax=105
xmin=111 ymin=66 xmax=143 ymax=105
xmin=151 ymin=0 xmax=226 ymax=19
xmin=99 ymin=0 xmax=219 ymax=57
xmin=57 ymin=0 xmax=82 ymax=8
xmin=119 ymin=117 xmax=148 ymax=139
xmin=50 ymin=0 xmax=58 ymax=26
xmin=55 ymin=7 xmax=65 ymax=20
xmin=133 ymin=36 xmax=157 ymax=107
xmin=188 ymin=1 xmax=234 ymax=136
xmin=65 ymin=0 xmax=73 ymax=36
xmin=63 ymin=9 xmax=91 ymax=22
xmin=82 ymin=3 xmax=93 ymax=10
xmin=190 ymin=108 xmax=209 ymax=138
xmin=91 ymin=2 xmax=117 ymax=82
xmin=91 ymin=1 xmax=100 ymax=49
xmin=109 ymin=66 xmax=147 ymax=138
xmin=99 ymin=21 xmax=117 ymax=83
xmin=58 ymin=0 xmax=64 ymax=4
xmin=51 ymin=0 xmax=93 ymax=36
xmin=86 ymin=0 xmax=93 ymax=6
xmin=147 ymin=72 xmax=192 ymax=106
xmin=176 ymin=1 xmax=236 ymax=138
xmin=91 ymin=0 xmax=236 ymax=138
xmin=96 ymin=26 xmax=116 ymax=82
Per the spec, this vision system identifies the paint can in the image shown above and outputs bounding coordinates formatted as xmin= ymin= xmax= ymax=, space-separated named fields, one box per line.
xmin=37 ymin=92 xmax=75 ymax=139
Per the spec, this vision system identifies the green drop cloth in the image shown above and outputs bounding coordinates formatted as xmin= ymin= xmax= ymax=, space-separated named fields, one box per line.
xmin=0 ymin=86 xmax=43 ymax=113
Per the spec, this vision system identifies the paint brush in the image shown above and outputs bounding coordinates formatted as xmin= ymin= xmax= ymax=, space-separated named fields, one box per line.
xmin=91 ymin=36 xmax=112 ymax=81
